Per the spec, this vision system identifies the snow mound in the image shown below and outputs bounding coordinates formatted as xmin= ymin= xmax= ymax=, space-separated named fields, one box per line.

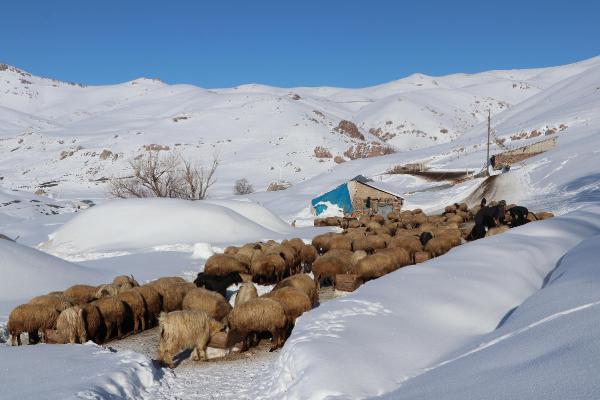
xmin=0 ymin=239 xmax=105 ymax=304
xmin=0 ymin=343 xmax=160 ymax=400
xmin=40 ymin=198 xmax=318 ymax=259
xmin=263 ymin=205 xmax=600 ymax=399
xmin=384 ymin=232 xmax=600 ymax=400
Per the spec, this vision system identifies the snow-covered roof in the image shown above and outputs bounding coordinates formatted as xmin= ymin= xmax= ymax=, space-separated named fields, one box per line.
xmin=350 ymin=175 xmax=404 ymax=199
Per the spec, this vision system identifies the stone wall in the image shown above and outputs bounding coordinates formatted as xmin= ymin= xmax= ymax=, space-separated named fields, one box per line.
xmin=347 ymin=181 xmax=403 ymax=216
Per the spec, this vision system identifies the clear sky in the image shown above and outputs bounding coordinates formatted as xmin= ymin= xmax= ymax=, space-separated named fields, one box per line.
xmin=1 ymin=0 xmax=599 ymax=88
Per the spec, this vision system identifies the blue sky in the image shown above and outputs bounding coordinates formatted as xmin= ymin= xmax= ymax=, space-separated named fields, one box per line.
xmin=1 ymin=0 xmax=599 ymax=88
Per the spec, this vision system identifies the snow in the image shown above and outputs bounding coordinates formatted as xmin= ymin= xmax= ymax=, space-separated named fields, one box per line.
xmin=190 ymin=242 xmax=215 ymax=260
xmin=40 ymin=198 xmax=326 ymax=260
xmin=380 ymin=232 xmax=600 ymax=400
xmin=261 ymin=205 xmax=600 ymax=399
xmin=0 ymin=343 xmax=160 ymax=400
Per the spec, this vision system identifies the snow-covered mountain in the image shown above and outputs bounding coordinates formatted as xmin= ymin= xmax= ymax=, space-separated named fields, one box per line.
xmin=1 ymin=57 xmax=598 ymax=198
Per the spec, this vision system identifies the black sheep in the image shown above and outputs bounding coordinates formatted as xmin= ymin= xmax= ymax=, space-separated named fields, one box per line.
xmin=194 ymin=272 xmax=243 ymax=297
xmin=419 ymin=231 xmax=433 ymax=247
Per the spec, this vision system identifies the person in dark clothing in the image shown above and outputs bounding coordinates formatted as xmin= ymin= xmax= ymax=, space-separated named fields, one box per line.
xmin=469 ymin=200 xmax=506 ymax=240
xmin=480 ymin=197 xmax=487 ymax=208
xmin=508 ymin=205 xmax=529 ymax=227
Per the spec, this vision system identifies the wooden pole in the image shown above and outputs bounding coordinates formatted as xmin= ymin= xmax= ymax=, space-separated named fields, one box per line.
xmin=486 ymin=109 xmax=491 ymax=175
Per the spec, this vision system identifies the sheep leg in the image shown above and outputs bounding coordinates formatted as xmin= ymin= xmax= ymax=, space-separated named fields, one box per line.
xmin=133 ymin=318 xmax=139 ymax=334
xmin=28 ymin=330 xmax=40 ymax=345
xmin=140 ymin=316 xmax=146 ymax=332
xmin=104 ymin=321 xmax=113 ymax=342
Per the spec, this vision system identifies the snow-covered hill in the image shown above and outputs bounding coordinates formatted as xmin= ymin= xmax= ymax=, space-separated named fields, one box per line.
xmin=1 ymin=57 xmax=598 ymax=198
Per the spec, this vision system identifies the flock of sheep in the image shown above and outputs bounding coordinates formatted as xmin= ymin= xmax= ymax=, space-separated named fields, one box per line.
xmin=6 ymin=200 xmax=554 ymax=368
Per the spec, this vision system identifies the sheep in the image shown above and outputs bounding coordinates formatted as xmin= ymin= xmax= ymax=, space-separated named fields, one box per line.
xmin=352 ymin=235 xmax=386 ymax=253
xmin=182 ymin=287 xmax=232 ymax=321
xmin=63 ymin=284 xmax=98 ymax=305
xmin=227 ymin=298 xmax=288 ymax=351
xmin=250 ymin=253 xmax=287 ymax=284
xmin=365 ymin=221 xmax=382 ymax=232
xmin=274 ymin=274 xmax=318 ymax=306
xmin=353 ymin=253 xmax=396 ymax=281
xmin=234 ymin=282 xmax=258 ymax=307
xmin=91 ymin=297 xmax=130 ymax=341
xmin=445 ymin=213 xmax=464 ymax=224
xmin=157 ymin=310 xmax=225 ymax=368
xmin=204 ymin=254 xmax=248 ymax=276
xmin=312 ymin=256 xmax=347 ymax=289
xmin=536 ymin=211 xmax=554 ymax=220
xmin=118 ymin=290 xmax=147 ymax=333
xmin=312 ymin=233 xmax=334 ymax=254
xmin=285 ymin=238 xmax=306 ymax=255
xmin=350 ymin=250 xmax=367 ymax=269
xmin=371 ymin=215 xmax=385 ymax=225
xmin=80 ymin=303 xmax=105 ymax=344
xmin=391 ymin=236 xmax=423 ymax=256
xmin=328 ymin=235 xmax=353 ymax=251
xmin=486 ymin=225 xmax=510 ymax=237
xmin=458 ymin=203 xmax=468 ymax=212
xmin=194 ymin=272 xmax=243 ymax=297
xmin=300 ymin=244 xmax=318 ymax=268
xmin=262 ymin=287 xmax=312 ymax=323
xmin=133 ymin=285 xmax=162 ymax=327
xmin=321 ymin=249 xmax=353 ymax=266
xmin=95 ymin=283 xmax=126 ymax=299
xmin=56 ymin=306 xmax=86 ymax=344
xmin=419 ymin=231 xmax=434 ymax=247
xmin=113 ymin=275 xmax=140 ymax=288
xmin=377 ymin=247 xmax=412 ymax=271
xmin=7 ymin=304 xmax=60 ymax=345
xmin=161 ymin=282 xmax=197 ymax=313
xmin=223 ymin=246 xmax=239 ymax=255
xmin=348 ymin=219 xmax=361 ymax=228
xmin=424 ymin=236 xmax=453 ymax=257
xmin=445 ymin=205 xmax=458 ymax=214
xmin=29 ymin=295 xmax=73 ymax=312
xmin=267 ymin=244 xmax=299 ymax=273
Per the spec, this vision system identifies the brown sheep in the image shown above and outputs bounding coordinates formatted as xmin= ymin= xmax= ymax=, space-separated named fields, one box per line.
xmin=321 ymin=249 xmax=353 ymax=265
xmin=182 ymin=287 xmax=232 ymax=322
xmin=445 ymin=214 xmax=464 ymax=224
xmin=458 ymin=203 xmax=468 ymax=212
xmin=204 ymin=254 xmax=248 ymax=276
xmin=313 ymin=256 xmax=347 ymax=289
xmin=536 ymin=211 xmax=554 ymax=220
xmin=159 ymin=282 xmax=196 ymax=313
xmin=158 ymin=310 xmax=224 ymax=368
xmin=445 ymin=205 xmax=458 ymax=213
xmin=487 ymin=225 xmax=510 ymax=237
xmin=133 ymin=285 xmax=163 ymax=326
xmin=223 ymin=246 xmax=239 ymax=255
xmin=92 ymin=297 xmax=128 ymax=341
xmin=228 ymin=298 xmax=288 ymax=351
xmin=80 ymin=303 xmax=104 ymax=344
xmin=312 ymin=233 xmax=334 ymax=254
xmin=353 ymin=253 xmax=395 ymax=281
xmin=29 ymin=295 xmax=73 ymax=312
xmin=350 ymin=250 xmax=368 ymax=269
xmin=262 ymin=287 xmax=312 ymax=323
xmin=365 ymin=221 xmax=382 ymax=232
xmin=348 ymin=219 xmax=361 ymax=228
xmin=63 ymin=284 xmax=98 ymax=305
xmin=300 ymin=244 xmax=318 ymax=268
xmin=250 ymin=253 xmax=287 ymax=284
xmin=274 ymin=274 xmax=318 ymax=306
xmin=425 ymin=237 xmax=453 ymax=257
xmin=8 ymin=304 xmax=60 ymax=345
xmin=377 ymin=247 xmax=412 ymax=271
xmin=235 ymin=282 xmax=258 ymax=307
xmin=390 ymin=236 xmax=422 ymax=256
xmin=95 ymin=283 xmax=126 ymax=299
xmin=56 ymin=306 xmax=86 ymax=344
xmin=285 ymin=238 xmax=306 ymax=255
xmin=118 ymin=290 xmax=147 ymax=333
xmin=112 ymin=275 xmax=140 ymax=288
xmin=328 ymin=235 xmax=353 ymax=251
xmin=371 ymin=215 xmax=385 ymax=225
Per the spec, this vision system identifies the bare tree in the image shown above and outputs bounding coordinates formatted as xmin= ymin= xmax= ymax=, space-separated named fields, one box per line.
xmin=233 ymin=178 xmax=254 ymax=195
xmin=109 ymin=150 xmax=219 ymax=200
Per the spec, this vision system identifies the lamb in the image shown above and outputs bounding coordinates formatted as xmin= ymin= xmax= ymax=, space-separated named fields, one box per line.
xmin=91 ymin=297 xmax=128 ymax=341
xmin=63 ymin=284 xmax=98 ymax=305
xmin=234 ymin=282 xmax=258 ymax=307
xmin=194 ymin=272 xmax=243 ymax=297
xmin=56 ymin=306 xmax=86 ymax=344
xmin=133 ymin=285 xmax=163 ymax=327
xmin=262 ymin=287 xmax=312 ymax=323
xmin=157 ymin=310 xmax=225 ymax=368
xmin=29 ymin=295 xmax=73 ymax=312
xmin=112 ymin=275 xmax=140 ymax=289
xmin=8 ymin=304 xmax=60 ymax=345
xmin=273 ymin=274 xmax=318 ymax=306
xmin=250 ymin=253 xmax=287 ymax=284
xmin=227 ymin=298 xmax=288 ymax=351
xmin=204 ymin=254 xmax=248 ymax=276
xmin=118 ymin=290 xmax=147 ymax=333
xmin=182 ymin=288 xmax=232 ymax=321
